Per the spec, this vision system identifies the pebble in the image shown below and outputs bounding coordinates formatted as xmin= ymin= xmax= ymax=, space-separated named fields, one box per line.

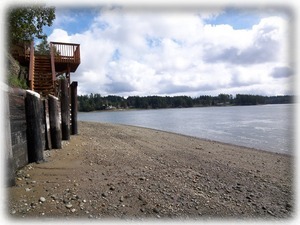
xmin=286 ymin=203 xmax=292 ymax=210
xmin=153 ymin=208 xmax=159 ymax=213
xmin=65 ymin=203 xmax=73 ymax=209
xmin=51 ymin=194 xmax=58 ymax=200
xmin=39 ymin=197 xmax=46 ymax=203
xmin=267 ymin=210 xmax=275 ymax=216
xmin=109 ymin=186 xmax=116 ymax=191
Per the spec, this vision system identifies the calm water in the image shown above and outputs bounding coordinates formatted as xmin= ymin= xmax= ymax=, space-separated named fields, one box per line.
xmin=78 ymin=104 xmax=294 ymax=154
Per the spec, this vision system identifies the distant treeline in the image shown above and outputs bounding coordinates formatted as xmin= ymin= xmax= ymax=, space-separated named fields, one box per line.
xmin=78 ymin=93 xmax=293 ymax=112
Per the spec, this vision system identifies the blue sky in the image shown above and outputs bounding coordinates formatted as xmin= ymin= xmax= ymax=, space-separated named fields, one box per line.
xmin=204 ymin=8 xmax=261 ymax=29
xmin=44 ymin=8 xmax=97 ymax=35
xmin=45 ymin=6 xmax=292 ymax=97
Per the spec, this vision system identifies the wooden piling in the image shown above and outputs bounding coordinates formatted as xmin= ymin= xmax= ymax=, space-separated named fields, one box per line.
xmin=25 ymin=90 xmax=44 ymax=163
xmin=8 ymin=88 xmax=28 ymax=169
xmin=48 ymin=94 xmax=62 ymax=149
xmin=70 ymin=81 xmax=78 ymax=135
xmin=60 ymin=78 xmax=70 ymax=140
xmin=43 ymin=99 xmax=52 ymax=149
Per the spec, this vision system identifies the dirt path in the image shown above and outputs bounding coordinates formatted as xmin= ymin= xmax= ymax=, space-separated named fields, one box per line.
xmin=6 ymin=121 xmax=293 ymax=221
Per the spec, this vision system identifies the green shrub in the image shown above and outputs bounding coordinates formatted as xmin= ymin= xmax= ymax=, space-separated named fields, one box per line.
xmin=8 ymin=75 xmax=28 ymax=89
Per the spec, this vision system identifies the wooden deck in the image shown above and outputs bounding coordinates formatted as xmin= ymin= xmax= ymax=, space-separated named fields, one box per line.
xmin=50 ymin=42 xmax=80 ymax=73
xmin=11 ymin=41 xmax=80 ymax=97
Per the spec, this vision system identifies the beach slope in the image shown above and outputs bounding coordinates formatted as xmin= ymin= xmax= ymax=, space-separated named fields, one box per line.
xmin=7 ymin=121 xmax=293 ymax=219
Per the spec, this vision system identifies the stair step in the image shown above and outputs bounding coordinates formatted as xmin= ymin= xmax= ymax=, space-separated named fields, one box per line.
xmin=32 ymin=55 xmax=55 ymax=96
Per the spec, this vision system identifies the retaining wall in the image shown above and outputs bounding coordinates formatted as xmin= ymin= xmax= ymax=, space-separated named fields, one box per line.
xmin=5 ymin=81 xmax=78 ymax=187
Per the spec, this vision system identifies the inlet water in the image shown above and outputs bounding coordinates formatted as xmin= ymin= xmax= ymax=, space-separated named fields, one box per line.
xmin=78 ymin=104 xmax=294 ymax=155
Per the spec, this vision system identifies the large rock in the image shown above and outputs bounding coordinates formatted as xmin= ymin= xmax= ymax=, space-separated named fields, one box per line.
xmin=7 ymin=53 xmax=20 ymax=78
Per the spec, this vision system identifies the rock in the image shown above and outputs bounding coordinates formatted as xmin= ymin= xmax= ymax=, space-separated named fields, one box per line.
xmin=71 ymin=208 xmax=76 ymax=213
xmin=50 ymin=194 xmax=57 ymax=199
xmin=120 ymin=196 xmax=124 ymax=202
xmin=65 ymin=203 xmax=73 ymax=209
xmin=139 ymin=177 xmax=146 ymax=181
xmin=109 ymin=186 xmax=116 ymax=191
xmin=25 ymin=188 xmax=31 ymax=192
xmin=286 ymin=203 xmax=292 ymax=210
xmin=39 ymin=197 xmax=46 ymax=203
xmin=153 ymin=208 xmax=159 ymax=213
xmin=267 ymin=210 xmax=275 ymax=216
xmin=138 ymin=194 xmax=145 ymax=201
xmin=102 ymin=192 xmax=108 ymax=197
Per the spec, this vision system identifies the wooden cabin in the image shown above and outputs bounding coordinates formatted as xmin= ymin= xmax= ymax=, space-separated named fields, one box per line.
xmin=11 ymin=41 xmax=80 ymax=97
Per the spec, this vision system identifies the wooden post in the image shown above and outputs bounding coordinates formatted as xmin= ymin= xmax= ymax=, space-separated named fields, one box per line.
xmin=43 ymin=99 xmax=52 ymax=149
xmin=70 ymin=81 xmax=78 ymax=135
xmin=48 ymin=95 xmax=62 ymax=149
xmin=25 ymin=90 xmax=44 ymax=163
xmin=60 ymin=78 xmax=70 ymax=140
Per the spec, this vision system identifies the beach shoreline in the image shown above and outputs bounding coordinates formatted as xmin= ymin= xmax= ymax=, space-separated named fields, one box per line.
xmin=7 ymin=121 xmax=293 ymax=220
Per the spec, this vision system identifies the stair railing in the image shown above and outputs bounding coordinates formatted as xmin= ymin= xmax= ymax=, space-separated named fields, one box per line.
xmin=28 ymin=41 xmax=35 ymax=90
xmin=50 ymin=42 xmax=56 ymax=83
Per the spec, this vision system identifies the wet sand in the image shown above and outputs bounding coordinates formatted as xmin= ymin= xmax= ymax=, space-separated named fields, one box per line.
xmin=7 ymin=121 xmax=293 ymax=221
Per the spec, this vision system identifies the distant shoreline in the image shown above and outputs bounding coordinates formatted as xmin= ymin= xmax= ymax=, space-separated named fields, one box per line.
xmin=78 ymin=102 xmax=294 ymax=113
xmin=78 ymin=93 xmax=293 ymax=112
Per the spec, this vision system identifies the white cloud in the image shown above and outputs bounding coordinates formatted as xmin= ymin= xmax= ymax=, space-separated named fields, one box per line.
xmin=48 ymin=29 xmax=71 ymax=43
xmin=48 ymin=7 xmax=292 ymax=96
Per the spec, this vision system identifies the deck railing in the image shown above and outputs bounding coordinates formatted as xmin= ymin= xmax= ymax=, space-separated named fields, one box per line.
xmin=28 ymin=41 xmax=35 ymax=90
xmin=50 ymin=42 xmax=80 ymax=64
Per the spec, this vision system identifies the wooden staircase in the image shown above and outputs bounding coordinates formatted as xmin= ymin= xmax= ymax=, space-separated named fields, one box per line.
xmin=13 ymin=41 xmax=80 ymax=97
xmin=33 ymin=55 xmax=55 ymax=96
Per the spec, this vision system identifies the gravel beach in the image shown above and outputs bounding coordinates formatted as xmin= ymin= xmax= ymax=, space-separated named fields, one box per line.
xmin=6 ymin=121 xmax=293 ymax=221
